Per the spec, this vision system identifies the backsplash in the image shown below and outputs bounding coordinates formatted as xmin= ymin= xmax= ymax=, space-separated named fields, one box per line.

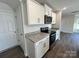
xmin=24 ymin=24 xmax=51 ymax=34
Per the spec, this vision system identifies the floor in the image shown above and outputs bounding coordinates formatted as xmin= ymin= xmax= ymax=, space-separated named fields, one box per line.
xmin=0 ymin=46 xmax=25 ymax=58
xmin=0 ymin=32 xmax=79 ymax=58
xmin=44 ymin=32 xmax=79 ymax=58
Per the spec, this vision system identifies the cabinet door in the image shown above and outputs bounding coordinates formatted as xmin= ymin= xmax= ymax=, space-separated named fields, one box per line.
xmin=35 ymin=36 xmax=49 ymax=58
xmin=45 ymin=4 xmax=49 ymax=16
xmin=48 ymin=8 xmax=52 ymax=16
xmin=45 ymin=4 xmax=52 ymax=17
xmin=52 ymin=12 xmax=56 ymax=24
xmin=43 ymin=37 xmax=49 ymax=53
xmin=35 ymin=40 xmax=44 ymax=58
xmin=38 ymin=6 xmax=44 ymax=24
xmin=36 ymin=3 xmax=44 ymax=24
xmin=27 ymin=0 xmax=44 ymax=25
xmin=28 ymin=0 xmax=38 ymax=24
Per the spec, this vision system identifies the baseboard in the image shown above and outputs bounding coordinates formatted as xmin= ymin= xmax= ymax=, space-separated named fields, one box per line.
xmin=61 ymin=31 xmax=73 ymax=34
xmin=24 ymin=52 xmax=28 ymax=57
xmin=0 ymin=45 xmax=19 ymax=54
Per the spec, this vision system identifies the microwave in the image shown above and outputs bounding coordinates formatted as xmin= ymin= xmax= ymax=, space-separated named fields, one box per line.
xmin=44 ymin=15 xmax=52 ymax=24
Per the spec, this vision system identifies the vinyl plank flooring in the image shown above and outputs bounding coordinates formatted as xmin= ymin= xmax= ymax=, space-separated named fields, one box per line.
xmin=44 ymin=32 xmax=79 ymax=58
xmin=0 ymin=46 xmax=25 ymax=58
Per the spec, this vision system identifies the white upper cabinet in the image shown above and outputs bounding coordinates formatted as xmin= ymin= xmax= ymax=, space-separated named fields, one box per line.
xmin=27 ymin=0 xmax=44 ymax=25
xmin=52 ymin=12 xmax=56 ymax=24
xmin=44 ymin=4 xmax=52 ymax=17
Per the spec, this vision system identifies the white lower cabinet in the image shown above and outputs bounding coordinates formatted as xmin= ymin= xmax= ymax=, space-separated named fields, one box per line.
xmin=35 ymin=36 xmax=49 ymax=58
xmin=27 ymin=36 xmax=49 ymax=58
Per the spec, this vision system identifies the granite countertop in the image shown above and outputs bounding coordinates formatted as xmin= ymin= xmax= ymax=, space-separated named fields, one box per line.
xmin=51 ymin=28 xmax=59 ymax=31
xmin=25 ymin=31 xmax=49 ymax=43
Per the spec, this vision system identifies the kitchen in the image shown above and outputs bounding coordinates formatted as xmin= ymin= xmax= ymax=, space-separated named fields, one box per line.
xmin=19 ymin=0 xmax=61 ymax=58
xmin=0 ymin=0 xmax=79 ymax=58
xmin=0 ymin=0 xmax=62 ymax=58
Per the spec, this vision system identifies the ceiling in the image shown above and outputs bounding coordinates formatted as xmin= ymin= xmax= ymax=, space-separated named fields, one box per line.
xmin=0 ymin=0 xmax=79 ymax=15
xmin=0 ymin=0 xmax=19 ymax=10
xmin=36 ymin=0 xmax=79 ymax=15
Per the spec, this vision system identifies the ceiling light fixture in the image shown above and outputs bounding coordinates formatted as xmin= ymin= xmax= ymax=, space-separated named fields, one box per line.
xmin=62 ymin=7 xmax=67 ymax=11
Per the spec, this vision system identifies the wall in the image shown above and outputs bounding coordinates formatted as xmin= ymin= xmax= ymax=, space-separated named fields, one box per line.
xmin=61 ymin=14 xmax=75 ymax=33
xmin=24 ymin=24 xmax=51 ymax=34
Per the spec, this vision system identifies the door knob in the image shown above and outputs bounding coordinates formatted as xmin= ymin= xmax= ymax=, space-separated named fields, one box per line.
xmin=14 ymin=31 xmax=16 ymax=33
xmin=20 ymin=33 xmax=23 ymax=36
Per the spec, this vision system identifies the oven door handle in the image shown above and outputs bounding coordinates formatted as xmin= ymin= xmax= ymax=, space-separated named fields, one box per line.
xmin=50 ymin=34 xmax=56 ymax=36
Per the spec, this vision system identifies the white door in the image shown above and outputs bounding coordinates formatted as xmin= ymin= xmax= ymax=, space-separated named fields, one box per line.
xmin=0 ymin=11 xmax=18 ymax=52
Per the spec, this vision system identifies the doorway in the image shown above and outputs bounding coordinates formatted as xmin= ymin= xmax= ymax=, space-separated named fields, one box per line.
xmin=73 ymin=15 xmax=79 ymax=33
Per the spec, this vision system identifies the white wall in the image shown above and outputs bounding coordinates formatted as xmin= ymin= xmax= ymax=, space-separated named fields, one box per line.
xmin=24 ymin=24 xmax=51 ymax=34
xmin=61 ymin=14 xmax=75 ymax=33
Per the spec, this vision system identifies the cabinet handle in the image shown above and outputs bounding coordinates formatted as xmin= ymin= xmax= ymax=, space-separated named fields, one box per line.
xmin=43 ymin=43 xmax=46 ymax=47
